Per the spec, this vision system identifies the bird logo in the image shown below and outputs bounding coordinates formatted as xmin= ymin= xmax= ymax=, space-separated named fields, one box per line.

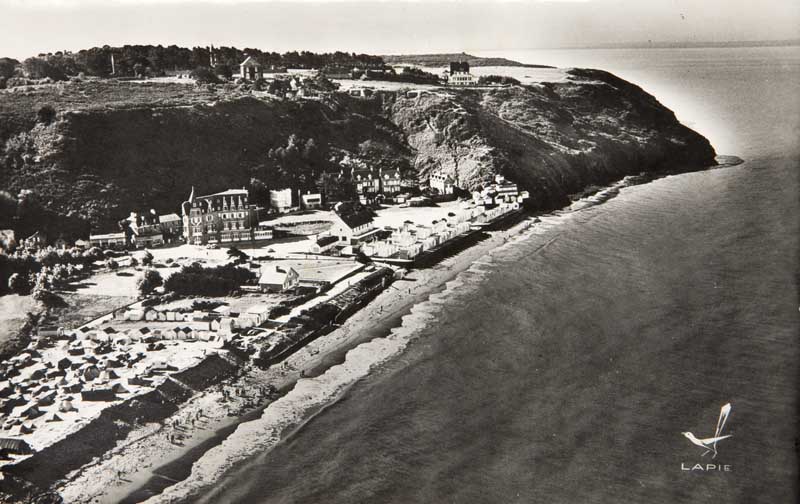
xmin=682 ymin=403 xmax=732 ymax=459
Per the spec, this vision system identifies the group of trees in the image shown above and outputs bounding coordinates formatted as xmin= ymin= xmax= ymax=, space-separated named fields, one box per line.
xmin=1 ymin=245 xmax=104 ymax=298
xmin=163 ymin=263 xmax=256 ymax=297
xmin=477 ymin=75 xmax=521 ymax=86
xmin=0 ymin=190 xmax=91 ymax=251
xmin=3 ymin=45 xmax=387 ymax=83
xmin=249 ymin=134 xmax=329 ymax=207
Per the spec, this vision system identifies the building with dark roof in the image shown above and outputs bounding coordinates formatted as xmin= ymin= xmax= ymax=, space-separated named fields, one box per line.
xmin=181 ymin=187 xmax=257 ymax=245
xmin=328 ymin=202 xmax=379 ymax=245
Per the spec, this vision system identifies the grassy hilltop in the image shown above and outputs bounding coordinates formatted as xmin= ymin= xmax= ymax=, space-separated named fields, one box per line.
xmin=0 ymin=70 xmax=715 ymax=237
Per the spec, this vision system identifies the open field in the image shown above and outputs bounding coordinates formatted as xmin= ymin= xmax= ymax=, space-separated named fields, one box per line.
xmin=49 ymin=293 xmax=137 ymax=330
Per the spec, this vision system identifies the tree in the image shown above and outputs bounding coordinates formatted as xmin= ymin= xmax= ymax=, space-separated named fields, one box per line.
xmin=248 ymin=177 xmax=269 ymax=207
xmin=8 ymin=273 xmax=30 ymax=294
xmin=252 ymin=77 xmax=266 ymax=91
xmin=22 ymin=57 xmax=65 ymax=80
xmin=141 ymin=250 xmax=154 ymax=266
xmin=227 ymin=247 xmax=248 ymax=263
xmin=83 ymin=247 xmax=104 ymax=263
xmin=214 ymin=62 xmax=232 ymax=80
xmin=190 ymin=66 xmax=220 ymax=84
xmin=137 ymin=269 xmax=163 ymax=297
xmin=37 ymin=105 xmax=57 ymax=124
xmin=0 ymin=57 xmax=19 ymax=79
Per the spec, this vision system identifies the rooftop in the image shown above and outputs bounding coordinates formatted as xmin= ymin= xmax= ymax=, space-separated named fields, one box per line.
xmin=198 ymin=189 xmax=248 ymax=199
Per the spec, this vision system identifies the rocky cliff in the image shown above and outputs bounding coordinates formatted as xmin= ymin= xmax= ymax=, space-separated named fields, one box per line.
xmin=0 ymin=69 xmax=715 ymax=234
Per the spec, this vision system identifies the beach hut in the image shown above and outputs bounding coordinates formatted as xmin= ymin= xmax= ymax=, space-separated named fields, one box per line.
xmin=58 ymin=398 xmax=76 ymax=413
xmin=32 ymin=384 xmax=50 ymax=396
xmin=63 ymin=382 xmax=83 ymax=394
xmin=157 ymin=312 xmax=167 ymax=322
xmin=111 ymin=383 xmax=129 ymax=394
xmin=21 ymin=404 xmax=42 ymax=419
xmin=99 ymin=327 xmax=116 ymax=342
xmin=81 ymin=389 xmax=116 ymax=402
xmin=45 ymin=412 xmax=62 ymax=423
xmin=134 ymin=327 xmax=151 ymax=341
xmin=57 ymin=357 xmax=73 ymax=370
xmin=105 ymin=357 xmax=124 ymax=369
xmin=145 ymin=309 xmax=158 ymax=322
xmin=128 ymin=376 xmax=153 ymax=387
xmin=82 ymin=365 xmax=101 ymax=381
xmin=114 ymin=331 xmax=131 ymax=346
xmin=37 ymin=391 xmax=56 ymax=406
xmin=99 ymin=369 xmax=119 ymax=381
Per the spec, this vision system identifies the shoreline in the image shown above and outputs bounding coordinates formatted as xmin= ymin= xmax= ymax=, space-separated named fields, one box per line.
xmin=52 ymin=217 xmax=531 ymax=504
xmin=41 ymin=164 xmax=720 ymax=503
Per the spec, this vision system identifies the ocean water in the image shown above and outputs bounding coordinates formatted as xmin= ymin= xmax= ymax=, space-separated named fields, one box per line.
xmin=172 ymin=46 xmax=799 ymax=503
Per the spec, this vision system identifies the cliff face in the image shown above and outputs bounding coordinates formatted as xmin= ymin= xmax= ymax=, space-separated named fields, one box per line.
xmin=390 ymin=68 xmax=715 ymax=207
xmin=0 ymin=69 xmax=715 ymax=233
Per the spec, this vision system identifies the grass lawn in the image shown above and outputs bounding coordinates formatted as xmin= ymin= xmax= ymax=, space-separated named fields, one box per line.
xmin=49 ymin=292 xmax=138 ymax=330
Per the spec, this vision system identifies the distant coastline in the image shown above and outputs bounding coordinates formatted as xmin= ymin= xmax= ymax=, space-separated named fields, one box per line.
xmin=381 ymin=52 xmax=554 ymax=68
xmin=506 ymin=38 xmax=800 ymax=51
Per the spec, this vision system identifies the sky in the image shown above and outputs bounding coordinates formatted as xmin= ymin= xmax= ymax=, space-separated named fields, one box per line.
xmin=1 ymin=0 xmax=799 ymax=59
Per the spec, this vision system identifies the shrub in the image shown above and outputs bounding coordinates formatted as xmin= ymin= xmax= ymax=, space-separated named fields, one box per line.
xmin=137 ymin=269 xmax=163 ymax=297
xmin=141 ymin=250 xmax=154 ymax=266
xmin=190 ymin=66 xmax=220 ymax=84
xmin=8 ymin=273 xmax=30 ymax=294
xmin=477 ymin=75 xmax=521 ymax=86
xmin=164 ymin=263 xmax=256 ymax=296
xmin=83 ymin=247 xmax=104 ymax=263
xmin=37 ymin=105 xmax=57 ymax=124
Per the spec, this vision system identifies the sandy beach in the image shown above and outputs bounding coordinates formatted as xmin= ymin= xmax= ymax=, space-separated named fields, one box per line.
xmin=53 ymin=215 xmax=534 ymax=504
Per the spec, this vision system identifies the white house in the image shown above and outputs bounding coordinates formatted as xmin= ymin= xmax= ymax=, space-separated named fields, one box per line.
xmin=239 ymin=56 xmax=263 ymax=81
xmin=270 ymin=188 xmax=294 ymax=213
xmin=429 ymin=171 xmax=456 ymax=195
xmin=301 ymin=192 xmax=323 ymax=210
xmin=258 ymin=266 xmax=300 ymax=293
xmin=447 ymin=61 xmax=476 ymax=86
xmin=328 ymin=202 xmax=379 ymax=245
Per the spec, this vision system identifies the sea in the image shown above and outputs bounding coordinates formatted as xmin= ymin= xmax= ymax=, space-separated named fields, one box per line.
xmin=168 ymin=46 xmax=800 ymax=503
